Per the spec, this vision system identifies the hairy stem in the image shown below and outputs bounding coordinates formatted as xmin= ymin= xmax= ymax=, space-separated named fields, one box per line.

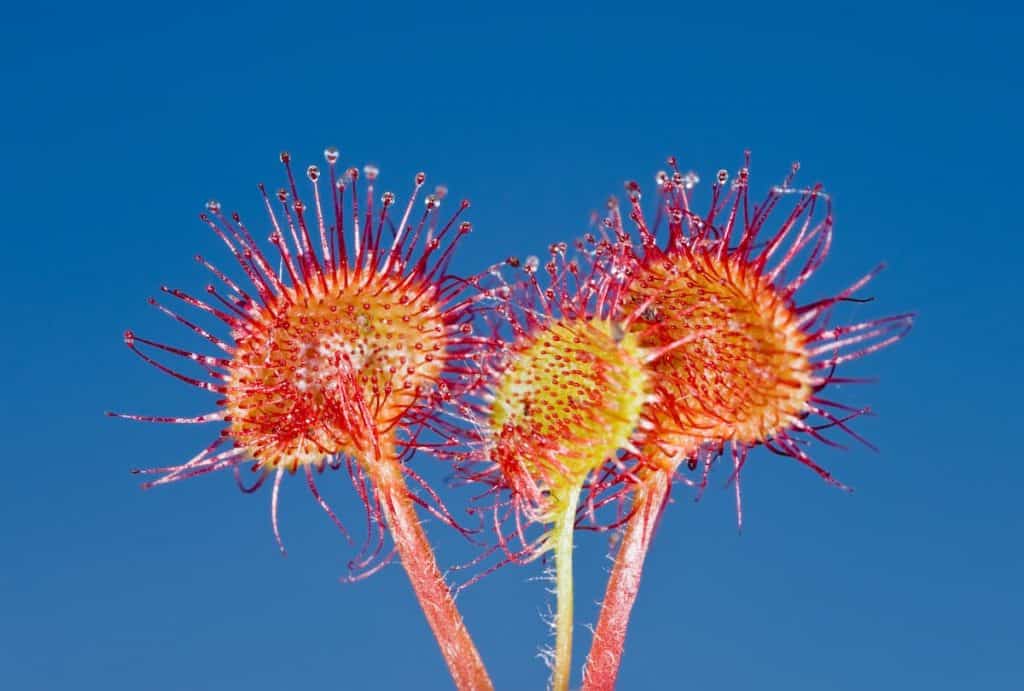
xmin=551 ymin=483 xmax=582 ymax=691
xmin=366 ymin=437 xmax=493 ymax=691
xmin=582 ymin=470 xmax=671 ymax=691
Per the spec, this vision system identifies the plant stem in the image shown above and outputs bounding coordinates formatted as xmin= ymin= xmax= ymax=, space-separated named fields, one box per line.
xmin=582 ymin=470 xmax=671 ymax=691
xmin=551 ymin=483 xmax=582 ymax=691
xmin=366 ymin=437 xmax=493 ymax=691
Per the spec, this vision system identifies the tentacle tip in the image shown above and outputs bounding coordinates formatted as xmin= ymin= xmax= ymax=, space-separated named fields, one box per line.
xmin=830 ymin=479 xmax=855 ymax=494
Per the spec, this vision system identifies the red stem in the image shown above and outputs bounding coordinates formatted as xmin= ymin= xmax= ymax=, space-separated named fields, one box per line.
xmin=582 ymin=471 xmax=671 ymax=691
xmin=367 ymin=439 xmax=494 ymax=691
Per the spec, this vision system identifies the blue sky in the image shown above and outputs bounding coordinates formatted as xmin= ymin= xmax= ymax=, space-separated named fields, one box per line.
xmin=1 ymin=1 xmax=1021 ymax=689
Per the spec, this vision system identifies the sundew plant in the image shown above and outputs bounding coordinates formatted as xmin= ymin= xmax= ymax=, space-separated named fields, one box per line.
xmin=113 ymin=147 xmax=911 ymax=690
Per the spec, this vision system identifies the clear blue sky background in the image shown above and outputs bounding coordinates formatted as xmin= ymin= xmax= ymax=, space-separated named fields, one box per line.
xmin=2 ymin=1 xmax=1020 ymax=689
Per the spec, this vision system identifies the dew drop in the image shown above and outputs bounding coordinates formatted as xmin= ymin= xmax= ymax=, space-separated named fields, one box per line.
xmin=307 ymin=165 xmax=320 ymax=181
xmin=279 ymin=151 xmax=291 ymax=163
xmin=458 ymin=221 xmax=472 ymax=233
xmin=655 ymin=171 xmax=669 ymax=186
xmin=205 ymin=200 xmax=221 ymax=214
xmin=524 ymin=255 xmax=539 ymax=273
xmin=123 ymin=329 xmax=135 ymax=344
xmin=324 ymin=147 xmax=340 ymax=164
xmin=381 ymin=191 xmax=396 ymax=205
xmin=415 ymin=172 xmax=426 ymax=185
xmin=363 ymin=164 xmax=380 ymax=180
xmin=425 ymin=194 xmax=440 ymax=209
xmin=277 ymin=188 xmax=289 ymax=202
xmin=716 ymin=169 xmax=729 ymax=184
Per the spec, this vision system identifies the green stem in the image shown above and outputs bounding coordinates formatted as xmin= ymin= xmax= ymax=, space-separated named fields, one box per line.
xmin=551 ymin=483 xmax=582 ymax=691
